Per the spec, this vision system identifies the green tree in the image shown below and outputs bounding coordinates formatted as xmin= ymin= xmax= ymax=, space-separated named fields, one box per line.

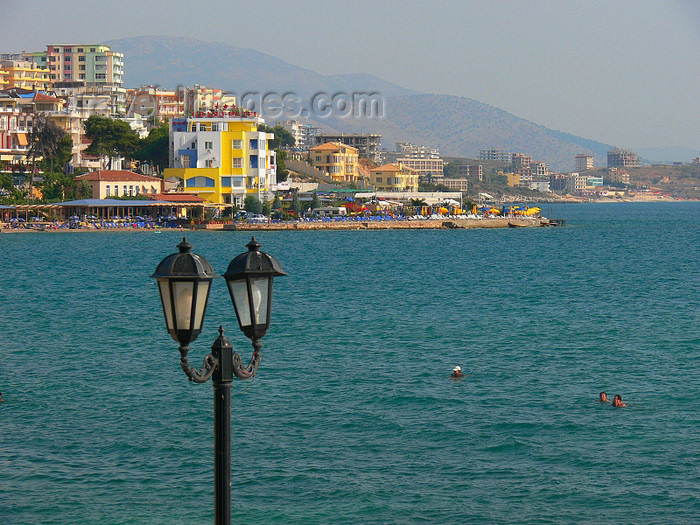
xmin=262 ymin=198 xmax=272 ymax=217
xmin=258 ymin=124 xmax=295 ymax=150
xmin=271 ymin=194 xmax=282 ymax=210
xmin=83 ymin=115 xmax=140 ymax=169
xmin=276 ymin=150 xmax=289 ymax=182
xmin=133 ymin=123 xmax=169 ymax=173
xmin=27 ymin=115 xmax=66 ymax=197
xmin=244 ymin=194 xmax=262 ymax=214
xmin=311 ymin=191 xmax=320 ymax=209
xmin=291 ymin=192 xmax=301 ymax=214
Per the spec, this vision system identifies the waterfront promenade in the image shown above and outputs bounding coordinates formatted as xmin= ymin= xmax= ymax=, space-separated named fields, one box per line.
xmin=0 ymin=217 xmax=551 ymax=232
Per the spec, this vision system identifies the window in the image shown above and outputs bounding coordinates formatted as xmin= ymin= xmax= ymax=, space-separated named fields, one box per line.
xmin=190 ymin=142 xmax=196 ymax=149
xmin=123 ymin=185 xmax=127 ymax=195
xmin=232 ymin=157 xmax=243 ymax=169
xmin=135 ymin=186 xmax=140 ymax=195
xmin=205 ymin=159 xmax=213 ymax=168
xmin=106 ymin=185 xmax=111 ymax=196
xmin=79 ymin=74 xmax=85 ymax=79
xmin=113 ymin=186 xmax=118 ymax=196
xmin=65 ymin=56 xmax=71 ymax=62
xmin=186 ymin=176 xmax=215 ymax=187
xmin=78 ymin=56 xmax=85 ymax=62
xmin=221 ymin=177 xmax=231 ymax=187
xmin=211 ymin=123 xmax=218 ymax=131
xmin=199 ymin=123 xmax=207 ymax=131
xmin=129 ymin=185 xmax=133 ymax=196
xmin=204 ymin=141 xmax=213 ymax=150
xmin=249 ymin=139 xmax=258 ymax=150
xmin=64 ymin=65 xmax=71 ymax=70
xmin=315 ymin=156 xmax=321 ymax=162
xmin=259 ymin=139 xmax=265 ymax=150
xmin=79 ymin=65 xmax=85 ymax=70
xmin=231 ymin=139 xmax=242 ymax=149
xmin=376 ymin=177 xmax=382 ymax=183
xmin=249 ymin=155 xmax=258 ymax=169
xmin=232 ymin=177 xmax=244 ymax=187
xmin=77 ymin=48 xmax=83 ymax=53
xmin=90 ymin=48 xmax=95 ymax=52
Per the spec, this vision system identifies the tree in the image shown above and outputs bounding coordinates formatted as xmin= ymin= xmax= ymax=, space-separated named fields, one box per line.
xmin=271 ymin=194 xmax=282 ymax=210
xmin=244 ymin=194 xmax=262 ymax=214
xmin=258 ymin=124 xmax=295 ymax=150
xmin=27 ymin=115 xmax=66 ymax=197
xmin=276 ymin=150 xmax=289 ymax=182
xmin=262 ymin=198 xmax=272 ymax=217
xmin=133 ymin=123 xmax=169 ymax=173
xmin=311 ymin=191 xmax=320 ymax=209
xmin=83 ymin=115 xmax=140 ymax=169
xmin=291 ymin=192 xmax=301 ymax=214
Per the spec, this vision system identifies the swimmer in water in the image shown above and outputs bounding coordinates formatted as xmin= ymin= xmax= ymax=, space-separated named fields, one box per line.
xmin=450 ymin=366 xmax=465 ymax=379
xmin=599 ymin=392 xmax=609 ymax=403
xmin=0 ymin=391 xmax=3 ymax=402
xmin=612 ymin=394 xmax=626 ymax=407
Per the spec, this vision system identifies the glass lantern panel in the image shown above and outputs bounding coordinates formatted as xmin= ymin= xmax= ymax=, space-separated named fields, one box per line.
xmin=193 ymin=280 xmax=210 ymax=332
xmin=229 ymin=279 xmax=251 ymax=327
xmin=250 ymin=277 xmax=269 ymax=324
xmin=158 ymin=280 xmax=174 ymax=331
xmin=172 ymin=280 xmax=195 ymax=330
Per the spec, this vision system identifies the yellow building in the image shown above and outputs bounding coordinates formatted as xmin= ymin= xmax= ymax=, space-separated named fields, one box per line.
xmin=0 ymin=59 xmax=50 ymax=90
xmin=309 ymin=142 xmax=359 ymax=183
xmin=505 ymin=172 xmax=520 ymax=187
xmin=369 ymin=163 xmax=418 ymax=191
xmin=163 ymin=114 xmax=276 ymax=207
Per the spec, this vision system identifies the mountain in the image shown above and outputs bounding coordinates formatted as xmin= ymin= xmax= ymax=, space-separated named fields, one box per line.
xmin=107 ymin=36 xmax=612 ymax=171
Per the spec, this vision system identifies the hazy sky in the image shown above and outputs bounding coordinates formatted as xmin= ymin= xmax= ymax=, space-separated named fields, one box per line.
xmin=1 ymin=0 xmax=698 ymax=152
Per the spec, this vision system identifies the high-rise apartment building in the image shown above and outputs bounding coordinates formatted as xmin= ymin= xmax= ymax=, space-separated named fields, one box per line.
xmin=29 ymin=44 xmax=124 ymax=87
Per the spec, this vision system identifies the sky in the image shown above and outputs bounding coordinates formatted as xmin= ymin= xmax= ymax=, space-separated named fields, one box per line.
xmin=1 ymin=0 xmax=698 ymax=156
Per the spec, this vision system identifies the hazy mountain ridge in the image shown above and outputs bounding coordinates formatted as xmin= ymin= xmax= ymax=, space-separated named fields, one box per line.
xmin=108 ymin=36 xmax=614 ymax=171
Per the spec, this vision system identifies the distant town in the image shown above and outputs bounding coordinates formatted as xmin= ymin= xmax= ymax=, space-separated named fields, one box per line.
xmin=1 ymin=43 xmax=699 ymax=227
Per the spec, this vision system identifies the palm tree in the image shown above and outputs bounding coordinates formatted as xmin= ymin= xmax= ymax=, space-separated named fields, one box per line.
xmin=27 ymin=115 xmax=65 ymax=198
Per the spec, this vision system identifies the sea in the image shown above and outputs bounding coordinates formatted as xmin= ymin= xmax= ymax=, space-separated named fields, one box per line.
xmin=1 ymin=202 xmax=698 ymax=524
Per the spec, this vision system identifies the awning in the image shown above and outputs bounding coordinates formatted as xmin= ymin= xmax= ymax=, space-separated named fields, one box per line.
xmin=16 ymin=133 xmax=28 ymax=146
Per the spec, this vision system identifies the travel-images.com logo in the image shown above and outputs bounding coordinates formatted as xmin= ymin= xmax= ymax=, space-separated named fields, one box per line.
xmin=128 ymin=90 xmax=385 ymax=120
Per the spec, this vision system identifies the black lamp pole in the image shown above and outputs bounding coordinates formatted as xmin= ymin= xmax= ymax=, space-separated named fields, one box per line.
xmin=152 ymin=237 xmax=286 ymax=525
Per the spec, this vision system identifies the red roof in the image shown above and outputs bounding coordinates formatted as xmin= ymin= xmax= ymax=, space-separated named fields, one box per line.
xmin=33 ymin=92 xmax=62 ymax=103
xmin=148 ymin=193 xmax=205 ymax=203
xmin=77 ymin=170 xmax=164 ymax=183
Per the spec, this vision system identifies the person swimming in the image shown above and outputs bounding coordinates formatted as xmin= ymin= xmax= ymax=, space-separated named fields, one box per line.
xmin=599 ymin=392 xmax=609 ymax=403
xmin=612 ymin=394 xmax=626 ymax=407
xmin=450 ymin=366 xmax=465 ymax=379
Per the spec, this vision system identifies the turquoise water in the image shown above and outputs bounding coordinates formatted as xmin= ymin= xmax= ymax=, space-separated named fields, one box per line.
xmin=1 ymin=202 xmax=698 ymax=524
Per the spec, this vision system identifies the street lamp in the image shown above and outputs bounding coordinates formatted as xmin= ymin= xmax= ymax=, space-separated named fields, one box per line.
xmin=152 ymin=237 xmax=286 ymax=525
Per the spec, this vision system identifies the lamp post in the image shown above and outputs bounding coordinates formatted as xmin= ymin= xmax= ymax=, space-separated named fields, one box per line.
xmin=152 ymin=237 xmax=286 ymax=525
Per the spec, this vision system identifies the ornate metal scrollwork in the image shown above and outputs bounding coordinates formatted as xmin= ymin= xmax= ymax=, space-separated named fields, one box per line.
xmin=179 ymin=345 xmax=218 ymax=383
xmin=232 ymin=338 xmax=262 ymax=380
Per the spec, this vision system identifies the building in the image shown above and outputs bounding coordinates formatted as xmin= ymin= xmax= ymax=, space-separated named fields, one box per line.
xmin=529 ymin=180 xmax=550 ymax=192
xmin=278 ymin=119 xmax=318 ymax=150
xmin=457 ymin=164 xmax=483 ymax=181
xmin=479 ymin=148 xmax=511 ymax=163
xmin=33 ymin=44 xmax=124 ymax=87
xmin=399 ymin=157 xmax=444 ymax=182
xmin=313 ymin=133 xmax=381 ymax=161
xmin=0 ymin=88 xmax=64 ymax=164
xmin=441 ymin=178 xmax=469 ymax=192
xmin=126 ymin=86 xmax=184 ymax=121
xmin=512 ymin=153 xmax=532 ymax=171
xmin=587 ymin=175 xmax=604 ymax=187
xmin=566 ymin=172 xmax=587 ymax=194
xmin=549 ymin=174 xmax=567 ymax=193
xmin=369 ymin=163 xmax=418 ymax=192
xmin=505 ymin=172 xmax=520 ymax=187
xmin=0 ymin=56 xmax=50 ymax=91
xmin=179 ymin=85 xmax=236 ymax=117
xmin=164 ymin=113 xmax=276 ymax=207
xmin=575 ymin=154 xmax=594 ymax=171
xmin=309 ymin=142 xmax=359 ymax=184
xmin=608 ymin=168 xmax=630 ymax=185
xmin=607 ymin=148 xmax=640 ymax=168
xmin=76 ymin=170 xmax=165 ymax=199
